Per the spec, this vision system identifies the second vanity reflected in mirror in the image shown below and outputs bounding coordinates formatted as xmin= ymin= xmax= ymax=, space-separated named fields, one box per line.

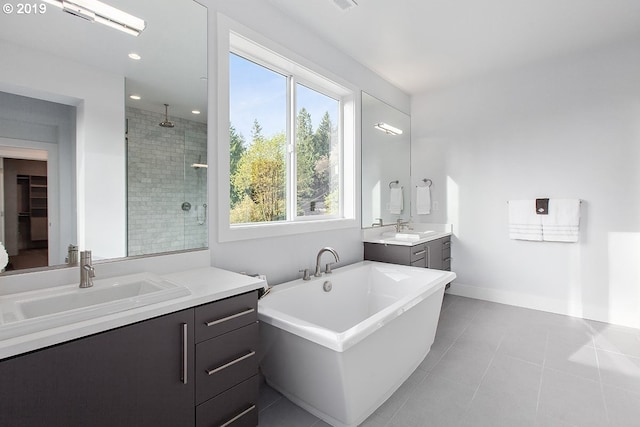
xmin=0 ymin=0 xmax=208 ymax=272
xmin=361 ymin=92 xmax=411 ymax=228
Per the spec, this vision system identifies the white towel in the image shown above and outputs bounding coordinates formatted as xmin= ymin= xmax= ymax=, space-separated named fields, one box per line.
xmin=416 ymin=186 xmax=431 ymax=215
xmin=508 ymin=200 xmax=543 ymax=241
xmin=541 ymin=199 xmax=580 ymax=242
xmin=389 ymin=187 xmax=403 ymax=214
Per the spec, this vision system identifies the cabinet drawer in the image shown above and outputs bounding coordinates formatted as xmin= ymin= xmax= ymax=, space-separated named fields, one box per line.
xmin=195 ymin=291 xmax=258 ymax=343
xmin=442 ymin=240 xmax=451 ymax=260
xmin=410 ymin=244 xmax=427 ymax=262
xmin=196 ymin=322 xmax=259 ymax=405
xmin=442 ymin=257 xmax=452 ymax=271
xmin=196 ymin=375 xmax=259 ymax=427
xmin=410 ymin=257 xmax=426 ymax=268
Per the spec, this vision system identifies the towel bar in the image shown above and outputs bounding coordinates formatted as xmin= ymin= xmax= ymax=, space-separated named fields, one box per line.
xmin=417 ymin=178 xmax=432 ymax=188
xmin=388 ymin=180 xmax=400 ymax=188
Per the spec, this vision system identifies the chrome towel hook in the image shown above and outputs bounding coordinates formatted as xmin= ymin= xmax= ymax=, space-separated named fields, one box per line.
xmin=388 ymin=180 xmax=400 ymax=189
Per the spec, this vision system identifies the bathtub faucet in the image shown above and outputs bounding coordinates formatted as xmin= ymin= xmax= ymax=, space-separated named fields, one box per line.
xmin=314 ymin=247 xmax=340 ymax=277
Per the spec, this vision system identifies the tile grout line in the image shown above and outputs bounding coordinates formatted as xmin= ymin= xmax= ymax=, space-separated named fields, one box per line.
xmin=589 ymin=323 xmax=612 ymax=426
xmin=534 ymin=330 xmax=549 ymax=415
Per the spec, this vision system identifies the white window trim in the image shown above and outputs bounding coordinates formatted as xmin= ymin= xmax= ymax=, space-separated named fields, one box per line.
xmin=217 ymin=14 xmax=360 ymax=243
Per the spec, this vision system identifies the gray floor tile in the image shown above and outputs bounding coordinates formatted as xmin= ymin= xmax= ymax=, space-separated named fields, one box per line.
xmin=417 ymin=340 xmax=451 ymax=372
xmin=535 ymin=413 xmax=578 ymax=427
xmin=477 ymin=353 xmax=542 ymax=407
xmin=258 ymin=382 xmax=282 ymax=413
xmin=434 ymin=310 xmax=471 ymax=344
xmin=431 ymin=339 xmax=495 ymax=389
xmin=546 ymin=317 xmax=594 ymax=349
xmin=590 ymin=322 xmax=640 ymax=358
xmin=388 ymin=374 xmax=475 ymax=427
xmin=439 ymin=295 xmax=485 ymax=320
xmin=538 ymin=368 xmax=608 ymax=427
xmin=544 ymin=340 xmax=600 ymax=382
xmin=460 ymin=386 xmax=537 ymax=427
xmin=602 ymin=384 xmax=640 ymax=427
xmin=454 ymin=320 xmax=506 ymax=354
xmin=258 ymin=397 xmax=321 ymax=427
xmin=257 ymin=296 xmax=640 ymax=427
xmin=497 ymin=324 xmax=547 ymax=365
xmin=366 ymin=368 xmax=429 ymax=422
xmin=597 ymin=349 xmax=640 ymax=394
xmin=359 ymin=413 xmax=390 ymax=427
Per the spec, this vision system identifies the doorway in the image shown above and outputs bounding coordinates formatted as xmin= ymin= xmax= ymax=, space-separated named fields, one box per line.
xmin=0 ymin=147 xmax=50 ymax=271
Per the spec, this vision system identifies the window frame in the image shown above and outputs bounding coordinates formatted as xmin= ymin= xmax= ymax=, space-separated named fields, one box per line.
xmin=217 ymin=16 xmax=359 ymax=243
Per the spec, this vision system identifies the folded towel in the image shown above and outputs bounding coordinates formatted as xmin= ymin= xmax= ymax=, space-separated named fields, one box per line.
xmin=508 ymin=200 xmax=543 ymax=241
xmin=541 ymin=199 xmax=580 ymax=242
xmin=416 ymin=186 xmax=431 ymax=215
xmin=389 ymin=187 xmax=403 ymax=214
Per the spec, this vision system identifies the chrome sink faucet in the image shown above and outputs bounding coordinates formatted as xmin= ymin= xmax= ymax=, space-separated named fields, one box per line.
xmin=396 ymin=218 xmax=410 ymax=232
xmin=80 ymin=250 xmax=95 ymax=288
xmin=315 ymin=247 xmax=340 ymax=277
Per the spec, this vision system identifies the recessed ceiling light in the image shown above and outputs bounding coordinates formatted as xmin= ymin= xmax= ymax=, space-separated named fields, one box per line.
xmin=128 ymin=53 xmax=141 ymax=60
xmin=129 ymin=95 xmax=141 ymax=100
xmin=191 ymin=110 xmax=201 ymax=115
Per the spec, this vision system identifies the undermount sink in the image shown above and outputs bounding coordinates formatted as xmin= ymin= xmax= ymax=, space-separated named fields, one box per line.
xmin=0 ymin=273 xmax=191 ymax=340
xmin=381 ymin=230 xmax=436 ymax=241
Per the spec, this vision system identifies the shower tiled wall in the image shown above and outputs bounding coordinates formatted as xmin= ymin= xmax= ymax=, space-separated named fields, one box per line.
xmin=126 ymin=106 xmax=207 ymax=256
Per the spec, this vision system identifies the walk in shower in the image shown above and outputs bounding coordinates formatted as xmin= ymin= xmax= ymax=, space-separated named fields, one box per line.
xmin=126 ymin=106 xmax=207 ymax=257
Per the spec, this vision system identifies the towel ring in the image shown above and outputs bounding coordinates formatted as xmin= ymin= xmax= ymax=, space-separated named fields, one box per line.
xmin=388 ymin=180 xmax=400 ymax=189
xmin=420 ymin=178 xmax=432 ymax=188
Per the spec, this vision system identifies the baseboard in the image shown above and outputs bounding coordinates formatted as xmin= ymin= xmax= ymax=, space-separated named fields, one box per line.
xmin=446 ymin=281 xmax=640 ymax=329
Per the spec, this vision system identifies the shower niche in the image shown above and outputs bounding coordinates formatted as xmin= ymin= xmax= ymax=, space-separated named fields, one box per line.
xmin=126 ymin=106 xmax=208 ymax=257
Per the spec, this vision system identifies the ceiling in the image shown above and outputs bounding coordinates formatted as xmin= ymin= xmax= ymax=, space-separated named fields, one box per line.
xmin=267 ymin=0 xmax=640 ymax=95
xmin=0 ymin=0 xmax=207 ymax=122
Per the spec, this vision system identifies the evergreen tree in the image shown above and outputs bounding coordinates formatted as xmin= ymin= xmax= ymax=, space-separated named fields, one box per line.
xmin=251 ymin=119 xmax=264 ymax=144
xmin=296 ymin=108 xmax=316 ymax=214
xmin=229 ymin=123 xmax=246 ymax=208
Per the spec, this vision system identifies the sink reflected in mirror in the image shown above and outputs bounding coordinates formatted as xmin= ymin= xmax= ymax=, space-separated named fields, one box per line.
xmin=381 ymin=231 xmax=436 ymax=241
xmin=0 ymin=273 xmax=190 ymax=340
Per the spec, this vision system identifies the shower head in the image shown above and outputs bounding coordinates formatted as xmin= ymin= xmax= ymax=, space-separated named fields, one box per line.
xmin=159 ymin=104 xmax=175 ymax=128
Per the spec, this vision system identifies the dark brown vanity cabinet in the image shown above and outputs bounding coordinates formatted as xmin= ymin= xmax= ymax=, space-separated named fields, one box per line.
xmin=364 ymin=236 xmax=452 ymax=271
xmin=0 ymin=290 xmax=259 ymax=427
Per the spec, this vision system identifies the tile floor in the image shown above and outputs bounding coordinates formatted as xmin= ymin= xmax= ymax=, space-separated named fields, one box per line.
xmin=257 ymin=294 xmax=640 ymax=427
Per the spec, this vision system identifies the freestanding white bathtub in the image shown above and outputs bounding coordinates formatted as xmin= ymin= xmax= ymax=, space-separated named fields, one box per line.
xmin=258 ymin=261 xmax=456 ymax=427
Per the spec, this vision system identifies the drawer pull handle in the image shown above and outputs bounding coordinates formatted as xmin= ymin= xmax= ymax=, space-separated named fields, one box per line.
xmin=219 ymin=405 xmax=256 ymax=427
xmin=443 ymin=242 xmax=451 ymax=248
xmin=181 ymin=323 xmax=188 ymax=385
xmin=205 ymin=308 xmax=255 ymax=327
xmin=413 ymin=250 xmax=426 ymax=256
xmin=444 ymin=257 xmax=452 ymax=262
xmin=207 ymin=350 xmax=256 ymax=376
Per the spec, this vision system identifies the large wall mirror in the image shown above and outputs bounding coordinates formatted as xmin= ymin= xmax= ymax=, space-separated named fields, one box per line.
xmin=361 ymin=92 xmax=411 ymax=228
xmin=0 ymin=0 xmax=208 ymax=273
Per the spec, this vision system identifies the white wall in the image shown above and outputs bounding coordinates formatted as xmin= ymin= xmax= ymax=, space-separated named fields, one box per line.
xmin=203 ymin=0 xmax=410 ymax=285
xmin=0 ymin=40 xmax=127 ymax=260
xmin=411 ymin=39 xmax=640 ymax=328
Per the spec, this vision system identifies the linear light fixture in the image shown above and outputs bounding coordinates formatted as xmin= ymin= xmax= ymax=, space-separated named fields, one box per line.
xmin=374 ymin=122 xmax=403 ymax=136
xmin=42 ymin=0 xmax=146 ymax=36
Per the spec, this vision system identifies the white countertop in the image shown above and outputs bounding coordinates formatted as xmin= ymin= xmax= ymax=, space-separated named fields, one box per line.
xmin=0 ymin=267 xmax=266 ymax=360
xmin=362 ymin=223 xmax=453 ymax=246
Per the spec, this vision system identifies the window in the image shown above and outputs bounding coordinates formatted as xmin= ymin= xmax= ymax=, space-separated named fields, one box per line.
xmin=221 ymin=29 xmax=356 ymax=241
